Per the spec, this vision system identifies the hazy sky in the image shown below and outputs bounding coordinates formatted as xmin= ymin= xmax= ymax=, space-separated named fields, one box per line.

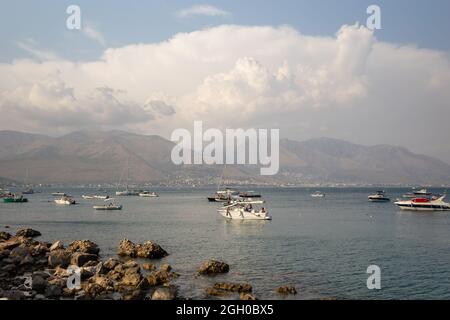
xmin=1 ymin=1 xmax=450 ymax=162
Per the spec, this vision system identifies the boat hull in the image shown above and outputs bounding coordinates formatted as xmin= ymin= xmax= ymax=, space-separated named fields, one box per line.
xmin=3 ymin=198 xmax=28 ymax=203
xmin=93 ymin=205 xmax=122 ymax=210
xmin=218 ymin=209 xmax=271 ymax=220
xmin=396 ymin=204 xmax=450 ymax=211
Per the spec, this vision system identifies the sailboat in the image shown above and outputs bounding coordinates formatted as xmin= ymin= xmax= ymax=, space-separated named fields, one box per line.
xmin=116 ymin=158 xmax=140 ymax=196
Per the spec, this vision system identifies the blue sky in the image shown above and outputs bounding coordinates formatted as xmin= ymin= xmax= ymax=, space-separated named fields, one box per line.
xmin=1 ymin=0 xmax=450 ymax=62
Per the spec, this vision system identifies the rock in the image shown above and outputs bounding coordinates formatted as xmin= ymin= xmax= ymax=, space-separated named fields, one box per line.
xmin=50 ymin=240 xmax=64 ymax=251
xmin=122 ymin=290 xmax=145 ymax=300
xmin=121 ymin=272 xmax=142 ymax=287
xmin=70 ymin=252 xmax=98 ymax=267
xmin=141 ymin=263 xmax=155 ymax=271
xmin=67 ymin=240 xmax=99 ymax=255
xmin=0 ymin=289 xmax=25 ymax=300
xmin=123 ymin=260 xmax=139 ymax=269
xmin=198 ymin=260 xmax=229 ymax=275
xmin=95 ymin=262 xmax=109 ymax=275
xmin=10 ymin=246 xmax=30 ymax=260
xmin=118 ymin=239 xmax=168 ymax=259
xmin=94 ymin=275 xmax=113 ymax=289
xmin=214 ymin=282 xmax=252 ymax=293
xmin=31 ymin=243 xmax=49 ymax=256
xmin=31 ymin=275 xmax=47 ymax=293
xmin=160 ymin=263 xmax=172 ymax=272
xmin=117 ymin=239 xmax=136 ymax=257
xmin=137 ymin=278 xmax=150 ymax=291
xmin=84 ymin=283 xmax=105 ymax=297
xmin=48 ymin=249 xmax=71 ymax=268
xmin=0 ymin=249 xmax=11 ymax=259
xmin=19 ymin=254 xmax=35 ymax=266
xmin=276 ymin=285 xmax=297 ymax=295
xmin=45 ymin=284 xmax=63 ymax=298
xmin=240 ymin=293 xmax=257 ymax=300
xmin=0 ymin=231 xmax=11 ymax=241
xmin=16 ymin=228 xmax=41 ymax=238
xmin=205 ymin=287 xmax=231 ymax=297
xmin=53 ymin=266 xmax=68 ymax=277
xmin=146 ymin=271 xmax=171 ymax=286
xmin=0 ymin=238 xmax=22 ymax=251
xmin=103 ymin=258 xmax=120 ymax=270
xmin=152 ymin=286 xmax=177 ymax=300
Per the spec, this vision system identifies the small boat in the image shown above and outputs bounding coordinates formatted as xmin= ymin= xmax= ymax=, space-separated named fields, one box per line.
xmin=82 ymin=195 xmax=96 ymax=200
xmin=94 ymin=195 xmax=110 ymax=200
xmin=207 ymin=188 xmax=240 ymax=202
xmin=368 ymin=191 xmax=390 ymax=202
xmin=139 ymin=191 xmax=159 ymax=197
xmin=54 ymin=196 xmax=76 ymax=205
xmin=239 ymin=191 xmax=262 ymax=198
xmin=94 ymin=198 xmax=122 ymax=210
xmin=311 ymin=191 xmax=325 ymax=198
xmin=116 ymin=190 xmax=140 ymax=196
xmin=22 ymin=188 xmax=34 ymax=195
xmin=413 ymin=188 xmax=432 ymax=196
xmin=3 ymin=195 xmax=28 ymax=203
xmin=395 ymin=195 xmax=450 ymax=211
xmin=218 ymin=200 xmax=271 ymax=220
xmin=402 ymin=192 xmax=416 ymax=198
xmin=52 ymin=192 xmax=67 ymax=197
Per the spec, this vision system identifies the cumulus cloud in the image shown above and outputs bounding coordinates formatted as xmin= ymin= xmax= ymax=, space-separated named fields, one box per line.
xmin=1 ymin=24 xmax=450 ymax=160
xmin=177 ymin=4 xmax=229 ymax=18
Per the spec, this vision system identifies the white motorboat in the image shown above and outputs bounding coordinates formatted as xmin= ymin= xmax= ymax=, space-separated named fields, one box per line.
xmin=311 ymin=191 xmax=325 ymax=198
xmin=52 ymin=192 xmax=67 ymax=197
xmin=413 ymin=188 xmax=432 ymax=196
xmin=116 ymin=190 xmax=140 ymax=196
xmin=93 ymin=198 xmax=122 ymax=210
xmin=54 ymin=196 xmax=76 ymax=205
xmin=218 ymin=200 xmax=272 ymax=220
xmin=82 ymin=195 xmax=95 ymax=200
xmin=94 ymin=195 xmax=110 ymax=200
xmin=368 ymin=191 xmax=390 ymax=202
xmin=139 ymin=191 xmax=159 ymax=197
xmin=395 ymin=195 xmax=450 ymax=211
xmin=83 ymin=195 xmax=110 ymax=200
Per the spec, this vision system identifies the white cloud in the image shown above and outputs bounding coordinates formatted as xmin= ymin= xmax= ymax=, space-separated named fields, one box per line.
xmin=83 ymin=24 xmax=106 ymax=46
xmin=177 ymin=4 xmax=229 ymax=18
xmin=1 ymin=24 xmax=450 ymax=160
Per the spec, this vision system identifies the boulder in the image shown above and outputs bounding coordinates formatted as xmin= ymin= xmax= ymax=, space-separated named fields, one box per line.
xmin=213 ymin=282 xmax=252 ymax=293
xmin=121 ymin=272 xmax=142 ymax=287
xmin=122 ymin=289 xmax=145 ymax=300
xmin=205 ymin=287 xmax=231 ymax=297
xmin=9 ymin=246 xmax=30 ymax=260
xmin=198 ymin=260 xmax=229 ymax=275
xmin=93 ymin=275 xmax=113 ymax=289
xmin=160 ymin=263 xmax=172 ymax=272
xmin=117 ymin=239 xmax=136 ymax=257
xmin=103 ymin=258 xmax=120 ymax=270
xmin=31 ymin=275 xmax=47 ymax=293
xmin=136 ymin=241 xmax=168 ymax=259
xmin=146 ymin=270 xmax=171 ymax=286
xmin=45 ymin=284 xmax=63 ymax=298
xmin=276 ymin=285 xmax=297 ymax=295
xmin=19 ymin=254 xmax=35 ymax=266
xmin=0 ymin=231 xmax=11 ymax=241
xmin=152 ymin=286 xmax=177 ymax=300
xmin=95 ymin=262 xmax=109 ymax=275
xmin=48 ymin=249 xmax=71 ymax=268
xmin=50 ymin=240 xmax=64 ymax=251
xmin=31 ymin=243 xmax=49 ymax=256
xmin=141 ymin=263 xmax=155 ymax=271
xmin=240 ymin=293 xmax=257 ymax=300
xmin=16 ymin=228 xmax=41 ymax=238
xmin=67 ymin=240 xmax=99 ymax=255
xmin=70 ymin=252 xmax=98 ymax=267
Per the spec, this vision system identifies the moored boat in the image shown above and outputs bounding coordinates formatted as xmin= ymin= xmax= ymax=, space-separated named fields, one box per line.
xmin=54 ymin=196 xmax=76 ymax=205
xmin=218 ymin=200 xmax=271 ymax=220
xmin=368 ymin=191 xmax=390 ymax=202
xmin=395 ymin=195 xmax=450 ymax=211
xmin=52 ymin=192 xmax=67 ymax=197
xmin=3 ymin=195 xmax=28 ymax=203
xmin=311 ymin=191 xmax=325 ymax=198
xmin=139 ymin=191 xmax=159 ymax=197
xmin=93 ymin=204 xmax=123 ymax=210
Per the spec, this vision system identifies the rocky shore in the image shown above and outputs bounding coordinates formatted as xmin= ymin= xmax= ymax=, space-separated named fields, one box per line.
xmin=0 ymin=228 xmax=297 ymax=300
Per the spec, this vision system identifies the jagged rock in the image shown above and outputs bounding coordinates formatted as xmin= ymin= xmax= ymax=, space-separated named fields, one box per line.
xmin=0 ymin=231 xmax=11 ymax=241
xmin=0 ymin=289 xmax=25 ymax=300
xmin=123 ymin=260 xmax=139 ymax=269
xmin=214 ymin=282 xmax=252 ymax=293
xmin=19 ymin=254 xmax=35 ymax=266
xmin=122 ymin=289 xmax=145 ymax=300
xmin=146 ymin=270 xmax=171 ymax=286
xmin=240 ymin=293 xmax=257 ymax=300
xmin=93 ymin=275 xmax=113 ymax=289
xmin=45 ymin=284 xmax=63 ymax=298
xmin=10 ymin=246 xmax=30 ymax=260
xmin=160 ymin=263 xmax=172 ymax=272
xmin=121 ymin=272 xmax=142 ymax=287
xmin=205 ymin=287 xmax=231 ymax=297
xmin=95 ymin=262 xmax=109 ymax=275
xmin=30 ymin=243 xmax=49 ymax=256
xmin=276 ymin=285 xmax=297 ymax=295
xmin=141 ymin=263 xmax=155 ymax=271
xmin=152 ymin=286 xmax=177 ymax=300
xmin=103 ymin=258 xmax=120 ymax=270
xmin=70 ymin=252 xmax=98 ymax=267
xmin=16 ymin=228 xmax=41 ymax=238
xmin=0 ymin=249 xmax=11 ymax=259
xmin=31 ymin=275 xmax=47 ymax=293
xmin=84 ymin=283 xmax=105 ymax=296
xmin=198 ymin=260 xmax=229 ymax=275
xmin=117 ymin=239 xmax=168 ymax=259
xmin=50 ymin=241 xmax=64 ymax=251
xmin=0 ymin=238 xmax=22 ymax=251
xmin=117 ymin=239 xmax=136 ymax=257
xmin=67 ymin=240 xmax=99 ymax=255
xmin=48 ymin=249 xmax=71 ymax=268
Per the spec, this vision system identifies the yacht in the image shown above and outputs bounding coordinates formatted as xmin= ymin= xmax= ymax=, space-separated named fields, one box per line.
xmin=218 ymin=200 xmax=271 ymax=220
xmin=395 ymin=195 xmax=450 ymax=211
xmin=54 ymin=196 xmax=76 ymax=205
xmin=207 ymin=188 xmax=240 ymax=202
xmin=139 ymin=191 xmax=159 ymax=197
xmin=311 ymin=191 xmax=325 ymax=198
xmin=413 ymin=188 xmax=432 ymax=196
xmin=368 ymin=191 xmax=390 ymax=202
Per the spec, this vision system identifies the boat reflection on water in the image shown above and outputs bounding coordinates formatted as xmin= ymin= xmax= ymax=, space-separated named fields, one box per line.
xmin=221 ymin=218 xmax=270 ymax=236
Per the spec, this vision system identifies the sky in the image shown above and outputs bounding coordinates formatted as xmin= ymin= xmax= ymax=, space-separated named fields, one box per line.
xmin=0 ymin=0 xmax=450 ymax=162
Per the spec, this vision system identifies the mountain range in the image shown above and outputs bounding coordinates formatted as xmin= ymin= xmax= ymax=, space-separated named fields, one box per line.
xmin=0 ymin=130 xmax=449 ymax=186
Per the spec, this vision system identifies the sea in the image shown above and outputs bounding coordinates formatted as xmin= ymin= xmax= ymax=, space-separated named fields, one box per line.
xmin=1 ymin=187 xmax=449 ymax=300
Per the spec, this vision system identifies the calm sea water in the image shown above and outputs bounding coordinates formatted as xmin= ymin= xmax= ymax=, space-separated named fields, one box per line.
xmin=1 ymin=187 xmax=449 ymax=300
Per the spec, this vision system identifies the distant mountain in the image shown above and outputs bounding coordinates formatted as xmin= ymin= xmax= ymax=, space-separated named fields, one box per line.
xmin=0 ymin=130 xmax=449 ymax=185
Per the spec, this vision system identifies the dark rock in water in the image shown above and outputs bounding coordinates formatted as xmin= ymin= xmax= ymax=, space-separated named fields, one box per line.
xmin=45 ymin=284 xmax=63 ymax=298
xmin=198 ymin=260 xmax=229 ymax=275
xmin=160 ymin=263 xmax=172 ymax=272
xmin=70 ymin=252 xmax=98 ymax=267
xmin=16 ymin=228 xmax=41 ymax=238
xmin=19 ymin=254 xmax=35 ymax=266
xmin=10 ymin=246 xmax=30 ymax=260
xmin=67 ymin=240 xmax=99 ymax=255
xmin=103 ymin=258 xmax=120 ymax=270
xmin=240 ymin=293 xmax=257 ymax=300
xmin=31 ymin=275 xmax=47 ymax=293
xmin=0 ymin=231 xmax=11 ymax=241
xmin=276 ymin=285 xmax=297 ymax=295
xmin=121 ymin=271 xmax=142 ymax=287
xmin=117 ymin=239 xmax=168 ymax=259
xmin=152 ymin=286 xmax=177 ymax=300
xmin=122 ymin=289 xmax=145 ymax=300
xmin=146 ymin=270 xmax=171 ymax=286
xmin=49 ymin=241 xmax=64 ymax=252
xmin=213 ymin=282 xmax=252 ymax=293
xmin=205 ymin=287 xmax=232 ymax=297
xmin=48 ymin=249 xmax=71 ymax=268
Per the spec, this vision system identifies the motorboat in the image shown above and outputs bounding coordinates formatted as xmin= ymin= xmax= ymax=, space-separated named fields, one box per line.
xmin=3 ymin=195 xmax=28 ymax=203
xmin=368 ymin=191 xmax=390 ymax=202
xmin=139 ymin=191 xmax=159 ymax=197
xmin=413 ymin=188 xmax=432 ymax=196
xmin=116 ymin=190 xmax=140 ymax=196
xmin=311 ymin=191 xmax=325 ymax=198
xmin=82 ymin=195 xmax=110 ymax=200
xmin=54 ymin=196 xmax=76 ymax=205
xmin=82 ymin=195 xmax=96 ymax=200
xmin=93 ymin=198 xmax=122 ymax=210
xmin=394 ymin=195 xmax=450 ymax=211
xmin=52 ymin=192 xmax=67 ymax=197
xmin=207 ymin=188 xmax=240 ymax=202
xmin=239 ymin=191 xmax=262 ymax=198
xmin=22 ymin=188 xmax=34 ymax=195
xmin=218 ymin=200 xmax=272 ymax=220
